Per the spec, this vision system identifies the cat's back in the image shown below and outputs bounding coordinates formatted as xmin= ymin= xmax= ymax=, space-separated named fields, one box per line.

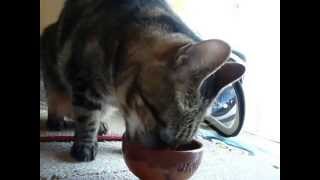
xmin=60 ymin=0 xmax=171 ymax=27
xmin=57 ymin=0 xmax=173 ymax=46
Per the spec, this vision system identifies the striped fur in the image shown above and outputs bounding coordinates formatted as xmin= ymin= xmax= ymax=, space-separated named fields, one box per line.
xmin=40 ymin=0 xmax=245 ymax=162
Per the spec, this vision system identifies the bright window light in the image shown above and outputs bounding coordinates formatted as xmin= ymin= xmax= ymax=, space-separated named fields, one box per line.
xmin=169 ymin=0 xmax=280 ymax=142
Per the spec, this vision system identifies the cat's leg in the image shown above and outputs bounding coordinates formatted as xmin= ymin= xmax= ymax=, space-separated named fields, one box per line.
xmin=47 ymin=89 xmax=73 ymax=131
xmin=70 ymin=92 xmax=105 ymax=161
xmin=41 ymin=23 xmax=73 ymax=130
xmin=98 ymin=121 xmax=108 ymax=135
xmin=46 ymin=83 xmax=107 ymax=133
xmin=43 ymin=65 xmax=73 ymax=131
xmin=47 ymin=88 xmax=108 ymax=134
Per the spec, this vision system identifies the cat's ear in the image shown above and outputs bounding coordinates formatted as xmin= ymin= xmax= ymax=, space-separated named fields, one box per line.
xmin=173 ymin=39 xmax=231 ymax=71
xmin=171 ymin=39 xmax=231 ymax=87
xmin=171 ymin=39 xmax=245 ymax=100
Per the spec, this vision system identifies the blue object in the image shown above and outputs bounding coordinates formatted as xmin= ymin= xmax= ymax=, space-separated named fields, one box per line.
xmin=198 ymin=129 xmax=255 ymax=156
xmin=211 ymin=86 xmax=237 ymax=117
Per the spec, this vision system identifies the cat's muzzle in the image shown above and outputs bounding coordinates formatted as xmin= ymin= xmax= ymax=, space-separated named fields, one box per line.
xmin=159 ymin=128 xmax=190 ymax=147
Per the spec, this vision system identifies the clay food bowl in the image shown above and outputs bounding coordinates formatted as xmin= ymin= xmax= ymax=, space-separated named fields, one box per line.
xmin=122 ymin=134 xmax=203 ymax=180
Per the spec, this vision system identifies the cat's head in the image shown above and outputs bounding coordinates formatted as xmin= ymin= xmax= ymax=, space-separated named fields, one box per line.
xmin=119 ymin=39 xmax=245 ymax=147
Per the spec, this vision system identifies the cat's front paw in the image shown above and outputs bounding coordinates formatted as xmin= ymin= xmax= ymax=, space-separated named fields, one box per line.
xmin=98 ymin=122 xmax=108 ymax=135
xmin=71 ymin=142 xmax=98 ymax=162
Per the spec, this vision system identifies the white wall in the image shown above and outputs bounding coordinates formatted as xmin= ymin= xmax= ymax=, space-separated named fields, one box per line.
xmin=40 ymin=0 xmax=65 ymax=34
xmin=170 ymin=0 xmax=280 ymax=141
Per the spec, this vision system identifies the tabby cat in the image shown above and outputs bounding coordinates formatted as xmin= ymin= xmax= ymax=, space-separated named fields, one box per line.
xmin=40 ymin=0 xmax=245 ymax=162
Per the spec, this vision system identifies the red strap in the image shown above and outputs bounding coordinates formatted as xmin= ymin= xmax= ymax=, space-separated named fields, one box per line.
xmin=40 ymin=135 xmax=123 ymax=142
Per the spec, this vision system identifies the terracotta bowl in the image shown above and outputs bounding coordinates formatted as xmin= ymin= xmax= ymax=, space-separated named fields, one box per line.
xmin=122 ymin=134 xmax=203 ymax=180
